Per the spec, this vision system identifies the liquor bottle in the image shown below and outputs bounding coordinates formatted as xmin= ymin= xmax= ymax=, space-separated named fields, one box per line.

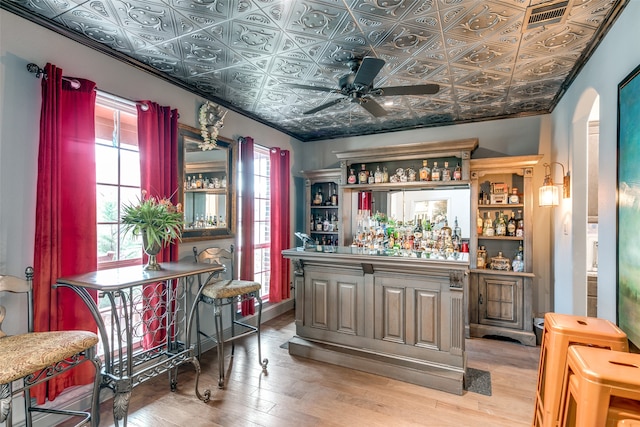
xmin=453 ymin=163 xmax=462 ymax=181
xmin=382 ymin=166 xmax=389 ymax=183
xmin=507 ymin=211 xmax=517 ymax=236
xmin=477 ymin=245 xmax=487 ymax=269
xmin=454 ymin=216 xmax=462 ymax=239
xmin=431 ymin=161 xmax=441 ymax=181
xmin=358 ymin=164 xmax=368 ymax=184
xmin=516 ymin=210 xmax=524 ymax=237
xmin=413 ymin=215 xmax=423 ymax=240
xmin=476 ymin=209 xmax=484 ymax=235
xmin=313 ymin=188 xmax=323 ymax=205
xmin=196 ymin=173 xmax=203 ymax=189
xmin=442 ymin=161 xmax=451 ymax=181
xmin=495 ymin=211 xmax=506 ymax=236
xmin=452 ymin=232 xmax=461 ymax=255
xmin=368 ymin=170 xmax=375 ymax=184
xmin=330 ymin=186 xmax=338 ymax=206
xmin=483 ymin=212 xmax=494 ymax=236
xmin=331 ymin=212 xmax=338 ymax=231
xmin=419 ymin=160 xmax=431 ymax=181
xmin=348 ymin=168 xmax=357 ymax=184
xmin=509 ymin=187 xmax=520 ymax=204
xmin=374 ymin=165 xmax=383 ymax=183
xmin=441 ymin=218 xmax=452 ymax=237
xmin=512 ymin=241 xmax=525 ymax=272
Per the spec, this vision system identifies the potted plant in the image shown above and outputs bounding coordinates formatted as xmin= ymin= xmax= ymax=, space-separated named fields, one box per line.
xmin=121 ymin=190 xmax=183 ymax=270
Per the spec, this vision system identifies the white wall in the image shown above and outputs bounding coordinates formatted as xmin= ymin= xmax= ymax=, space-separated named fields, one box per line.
xmin=549 ymin=0 xmax=640 ymax=322
xmin=300 ymin=114 xmax=545 ymax=171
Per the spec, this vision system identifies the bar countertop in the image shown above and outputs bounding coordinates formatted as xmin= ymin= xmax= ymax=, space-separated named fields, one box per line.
xmin=282 ymin=246 xmax=469 ymax=273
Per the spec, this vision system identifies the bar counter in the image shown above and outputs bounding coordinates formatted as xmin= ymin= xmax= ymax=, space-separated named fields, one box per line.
xmin=282 ymin=247 xmax=468 ymax=395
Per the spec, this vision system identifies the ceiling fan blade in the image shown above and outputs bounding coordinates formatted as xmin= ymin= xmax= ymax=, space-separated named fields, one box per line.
xmin=304 ymin=98 xmax=345 ymax=115
xmin=286 ymin=83 xmax=337 ymax=93
xmin=353 ymin=57 xmax=385 ymax=88
xmin=375 ymin=84 xmax=440 ymax=96
xmin=357 ymin=97 xmax=388 ymax=117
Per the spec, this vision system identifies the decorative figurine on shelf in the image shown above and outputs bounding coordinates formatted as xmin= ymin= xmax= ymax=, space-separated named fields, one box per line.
xmin=198 ymin=101 xmax=227 ymax=150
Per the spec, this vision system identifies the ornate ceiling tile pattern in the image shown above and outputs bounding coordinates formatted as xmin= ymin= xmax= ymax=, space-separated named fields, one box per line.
xmin=3 ymin=0 xmax=626 ymax=141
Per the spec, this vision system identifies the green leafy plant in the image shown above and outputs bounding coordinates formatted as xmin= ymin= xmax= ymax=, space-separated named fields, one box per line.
xmin=373 ymin=211 xmax=388 ymax=224
xmin=121 ymin=190 xmax=183 ymax=252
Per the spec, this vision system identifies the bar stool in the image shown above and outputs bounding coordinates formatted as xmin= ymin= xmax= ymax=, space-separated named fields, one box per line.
xmin=533 ymin=313 xmax=628 ymax=427
xmin=560 ymin=346 xmax=640 ymax=427
xmin=610 ymin=399 xmax=640 ymax=426
xmin=618 ymin=420 xmax=640 ymax=427
xmin=193 ymin=246 xmax=268 ymax=388
xmin=563 ymin=376 xmax=640 ymax=426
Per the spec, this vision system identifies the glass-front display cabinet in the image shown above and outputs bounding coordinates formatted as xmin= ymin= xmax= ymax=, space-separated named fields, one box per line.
xmin=178 ymin=124 xmax=236 ymax=240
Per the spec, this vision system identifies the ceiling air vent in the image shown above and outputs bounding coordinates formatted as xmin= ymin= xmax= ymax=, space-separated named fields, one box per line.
xmin=523 ymin=0 xmax=572 ymax=30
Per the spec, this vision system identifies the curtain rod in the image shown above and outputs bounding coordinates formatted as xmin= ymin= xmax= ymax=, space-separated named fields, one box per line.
xmin=27 ymin=63 xmax=82 ymax=89
xmin=26 ymin=63 xmax=152 ymax=112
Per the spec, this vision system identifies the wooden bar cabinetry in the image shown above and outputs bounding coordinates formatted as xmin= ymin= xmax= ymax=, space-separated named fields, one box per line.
xmin=302 ymin=168 xmax=342 ymax=247
xmin=469 ymin=155 xmax=542 ymax=346
xmin=282 ymin=248 xmax=468 ymax=395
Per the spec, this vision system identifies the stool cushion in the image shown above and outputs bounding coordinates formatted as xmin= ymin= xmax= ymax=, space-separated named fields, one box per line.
xmin=202 ymin=279 xmax=261 ymax=299
xmin=0 ymin=331 xmax=98 ymax=384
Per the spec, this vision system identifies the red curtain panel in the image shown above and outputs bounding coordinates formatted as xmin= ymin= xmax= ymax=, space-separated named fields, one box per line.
xmin=239 ymin=137 xmax=255 ymax=316
xmin=33 ymin=63 xmax=98 ymax=403
xmin=136 ymin=101 xmax=179 ymax=349
xmin=269 ymin=147 xmax=290 ymax=303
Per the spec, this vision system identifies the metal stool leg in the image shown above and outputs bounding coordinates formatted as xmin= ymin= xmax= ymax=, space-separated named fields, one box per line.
xmin=195 ymin=297 xmax=202 ymax=360
xmin=214 ymin=301 xmax=225 ymax=388
xmin=256 ymin=294 xmax=268 ymax=372
xmin=230 ymin=297 xmax=236 ymax=356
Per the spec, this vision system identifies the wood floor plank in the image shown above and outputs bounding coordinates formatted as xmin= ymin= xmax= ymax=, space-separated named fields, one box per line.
xmin=57 ymin=310 xmax=540 ymax=427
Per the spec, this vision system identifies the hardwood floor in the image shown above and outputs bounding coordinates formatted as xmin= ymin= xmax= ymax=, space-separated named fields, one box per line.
xmin=75 ymin=311 xmax=540 ymax=427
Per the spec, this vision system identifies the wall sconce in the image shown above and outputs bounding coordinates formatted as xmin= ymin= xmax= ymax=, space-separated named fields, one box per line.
xmin=539 ymin=162 xmax=570 ymax=207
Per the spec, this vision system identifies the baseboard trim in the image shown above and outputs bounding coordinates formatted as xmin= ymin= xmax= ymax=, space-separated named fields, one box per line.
xmin=288 ymin=335 xmax=465 ymax=395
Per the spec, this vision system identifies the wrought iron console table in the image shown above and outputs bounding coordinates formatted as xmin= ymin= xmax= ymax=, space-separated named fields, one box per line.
xmin=56 ymin=261 xmax=223 ymax=426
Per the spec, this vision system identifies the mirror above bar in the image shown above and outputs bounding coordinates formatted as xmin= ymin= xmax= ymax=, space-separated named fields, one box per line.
xmin=357 ymin=188 xmax=471 ymax=239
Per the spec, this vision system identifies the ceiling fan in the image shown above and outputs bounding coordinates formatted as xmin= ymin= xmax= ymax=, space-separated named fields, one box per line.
xmin=287 ymin=57 xmax=440 ymax=117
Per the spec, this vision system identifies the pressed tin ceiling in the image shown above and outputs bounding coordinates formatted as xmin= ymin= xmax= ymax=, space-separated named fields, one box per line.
xmin=1 ymin=0 xmax=627 ymax=142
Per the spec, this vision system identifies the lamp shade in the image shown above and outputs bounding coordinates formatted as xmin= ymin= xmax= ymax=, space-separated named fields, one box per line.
xmin=539 ymin=184 xmax=559 ymax=206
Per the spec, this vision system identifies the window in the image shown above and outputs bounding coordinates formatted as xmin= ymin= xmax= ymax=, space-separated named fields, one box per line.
xmin=253 ymin=145 xmax=271 ymax=298
xmin=238 ymin=143 xmax=271 ymax=301
xmin=95 ymin=93 xmax=144 ymax=354
xmin=95 ymin=93 xmax=141 ymax=268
